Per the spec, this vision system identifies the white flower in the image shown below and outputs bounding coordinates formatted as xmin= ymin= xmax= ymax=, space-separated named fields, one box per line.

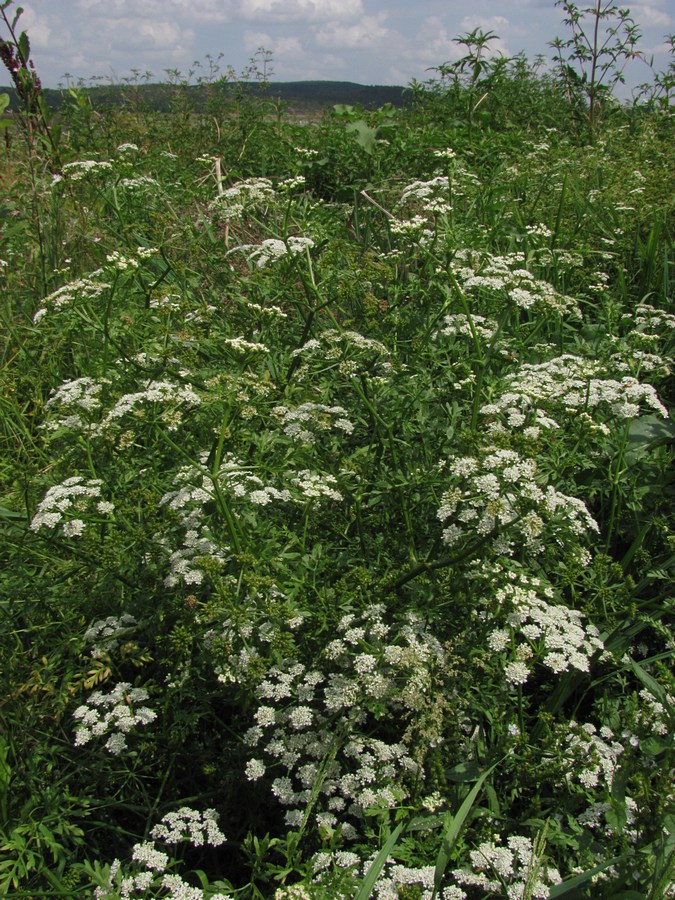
xmin=62 ymin=519 xmax=86 ymax=537
xmin=245 ymin=759 xmax=266 ymax=781
xmin=255 ymin=706 xmax=276 ymax=727
xmin=288 ymin=706 xmax=313 ymax=729
xmin=132 ymin=841 xmax=169 ymax=872
xmin=505 ymin=661 xmax=530 ymax=685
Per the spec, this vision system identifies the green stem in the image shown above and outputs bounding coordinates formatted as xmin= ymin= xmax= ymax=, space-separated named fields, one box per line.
xmin=604 ymin=419 xmax=631 ymax=552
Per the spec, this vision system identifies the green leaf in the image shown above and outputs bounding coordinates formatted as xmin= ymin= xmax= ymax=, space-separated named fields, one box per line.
xmin=630 ymin=658 xmax=672 ymax=712
xmin=626 ymin=415 xmax=675 ymax=461
xmin=548 ymin=856 xmax=625 ymax=897
xmin=11 ymin=7 xmax=24 ymax=32
xmin=433 ymin=759 xmax=501 ymax=897
xmin=445 ymin=760 xmax=483 ymax=782
xmin=346 ymin=120 xmax=378 ymax=155
xmin=354 ymin=820 xmax=407 ymax=900
xmin=17 ymin=30 xmax=30 ymax=63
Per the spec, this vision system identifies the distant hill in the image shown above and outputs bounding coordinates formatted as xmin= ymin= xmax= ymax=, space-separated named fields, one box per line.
xmin=1 ymin=80 xmax=410 ymax=116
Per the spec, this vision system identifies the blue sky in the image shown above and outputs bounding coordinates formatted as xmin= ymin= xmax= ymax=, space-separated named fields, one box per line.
xmin=8 ymin=0 xmax=672 ymax=93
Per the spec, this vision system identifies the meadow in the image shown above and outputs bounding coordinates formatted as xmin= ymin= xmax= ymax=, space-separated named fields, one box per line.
xmin=0 ymin=3 xmax=674 ymax=897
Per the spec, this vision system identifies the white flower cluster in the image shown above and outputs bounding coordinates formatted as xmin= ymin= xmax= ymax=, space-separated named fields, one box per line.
xmin=60 ymin=159 xmax=113 ymax=181
xmin=222 ymin=336 xmax=270 ymax=354
xmin=562 ymin=721 xmax=625 ymax=791
xmin=209 ymin=177 xmax=274 ymax=220
xmin=437 ymin=448 xmax=598 ymax=557
xmin=434 ymin=313 xmax=499 ymax=342
xmin=106 ymin=247 xmax=157 ymax=271
xmin=312 ymin=850 xmax=466 ymax=899
xmin=389 ymin=215 xmax=432 ymax=237
xmin=94 ymin=808 xmax=229 ymax=900
xmin=233 ymin=236 xmax=315 ymax=269
xmin=525 ymin=222 xmax=553 ymax=240
xmin=118 ymin=176 xmax=161 ymax=191
xmin=33 ymin=272 xmax=110 ymax=323
xmin=272 ymin=402 xmax=354 ymax=443
xmin=244 ymin=605 xmax=446 ymax=833
xmin=488 ymin=355 xmax=669 ymax=422
xmin=96 ymin=380 xmax=202 ymax=434
xmin=486 ymin=573 xmax=603 ymax=684
xmin=30 ymin=476 xmax=114 ymax=536
xmin=149 ymin=294 xmax=182 ymax=311
xmin=158 ymin=457 xmax=232 ymax=588
xmin=84 ymin=614 xmax=137 ymax=659
xmin=149 ymin=807 xmax=226 ymax=846
xmin=73 ymin=682 xmax=156 ymax=755
xmin=290 ymin=329 xmax=392 ymax=381
xmin=371 ymin=863 xmax=464 ymax=900
xmin=290 ymin=470 xmax=342 ymax=502
xmin=452 ymin=834 xmax=560 ymax=898
xmin=204 ymin=584 xmax=303 ymax=685
xmin=636 ymin=686 xmax=674 ymax=737
xmin=622 ymin=302 xmax=675 ymax=338
xmin=277 ymin=175 xmax=306 ymax=191
xmin=160 ymin=451 xmax=331 ymax=585
xmin=451 ymin=248 xmax=580 ymax=316
xmin=41 ymin=376 xmax=111 ymax=433
xmin=433 ymin=147 xmax=457 ymax=159
xmin=46 ymin=376 xmax=109 ymax=412
xmin=400 ymin=175 xmax=449 ymax=203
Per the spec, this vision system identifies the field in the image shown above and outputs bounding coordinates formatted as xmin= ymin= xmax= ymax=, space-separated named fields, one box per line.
xmin=1 ymin=6 xmax=674 ymax=899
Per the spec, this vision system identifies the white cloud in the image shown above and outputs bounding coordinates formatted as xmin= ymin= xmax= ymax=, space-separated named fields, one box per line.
xmin=632 ymin=4 xmax=671 ymax=28
xmin=314 ymin=12 xmax=392 ymax=49
xmin=95 ymin=17 xmax=189 ymax=50
xmin=243 ymin=30 xmax=303 ymax=57
xmin=76 ymin=0 xmax=233 ymax=23
xmin=240 ymin=0 xmax=363 ymax=23
xmin=15 ymin=7 xmax=53 ymax=49
xmin=400 ymin=16 xmax=463 ymax=70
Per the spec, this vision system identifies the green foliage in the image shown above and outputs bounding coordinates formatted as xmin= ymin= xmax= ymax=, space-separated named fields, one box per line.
xmin=0 ymin=2 xmax=673 ymax=897
xmin=550 ymin=0 xmax=647 ymax=140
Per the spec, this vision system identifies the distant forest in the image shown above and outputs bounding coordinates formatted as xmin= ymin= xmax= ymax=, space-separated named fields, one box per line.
xmin=1 ymin=80 xmax=410 ymax=116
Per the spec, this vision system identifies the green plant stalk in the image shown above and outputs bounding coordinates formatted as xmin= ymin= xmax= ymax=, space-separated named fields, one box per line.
xmin=604 ymin=418 xmax=631 ymax=552
xmin=208 ymin=413 xmax=243 ymax=556
xmin=442 ymin=271 xmax=511 ymax=432
xmin=352 ymin=374 xmax=417 ymax=557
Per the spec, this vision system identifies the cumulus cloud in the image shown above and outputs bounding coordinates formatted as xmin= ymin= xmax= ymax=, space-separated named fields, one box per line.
xmin=456 ymin=15 xmax=517 ymax=56
xmin=631 ymin=4 xmax=672 ymax=28
xmin=243 ymin=30 xmax=303 ymax=57
xmin=94 ymin=17 xmax=189 ymax=51
xmin=240 ymin=0 xmax=363 ymax=23
xmin=313 ymin=12 xmax=392 ymax=50
xmin=14 ymin=7 xmax=54 ymax=49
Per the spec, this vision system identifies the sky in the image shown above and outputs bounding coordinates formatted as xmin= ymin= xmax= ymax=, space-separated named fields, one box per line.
xmin=5 ymin=0 xmax=672 ymax=94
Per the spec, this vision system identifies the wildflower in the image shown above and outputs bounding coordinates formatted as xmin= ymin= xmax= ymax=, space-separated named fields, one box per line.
xmin=232 ymin=236 xmax=315 ymax=268
xmin=131 ymin=842 xmax=169 ymax=872
xmin=245 ymin=759 xmax=266 ymax=780
xmin=505 ymin=661 xmax=530 ymax=685
xmin=150 ymin=807 xmax=226 ymax=847
xmin=73 ymin=682 xmax=156 ymax=753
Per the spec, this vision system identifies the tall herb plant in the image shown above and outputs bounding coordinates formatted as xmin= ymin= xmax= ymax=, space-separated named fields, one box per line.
xmin=550 ymin=0 xmax=646 ymax=139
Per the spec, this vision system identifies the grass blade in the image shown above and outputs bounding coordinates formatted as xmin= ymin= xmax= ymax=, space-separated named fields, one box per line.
xmin=432 ymin=758 xmax=501 ymax=897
